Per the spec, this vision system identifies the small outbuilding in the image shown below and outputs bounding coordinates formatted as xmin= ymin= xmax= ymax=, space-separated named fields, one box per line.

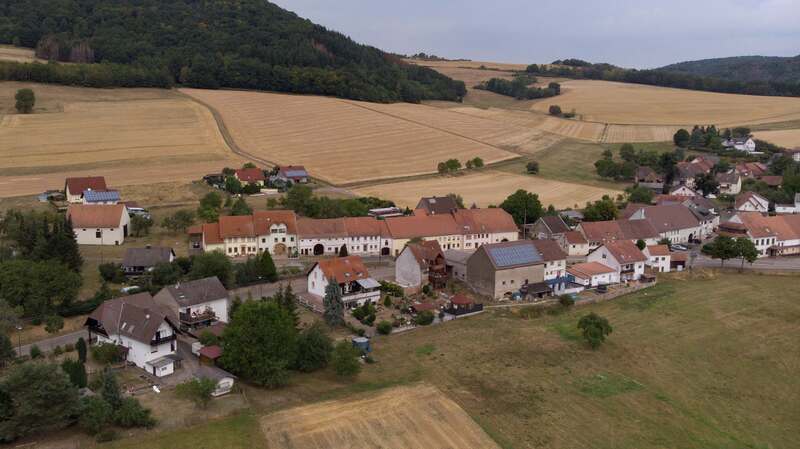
xmin=195 ymin=365 xmax=236 ymax=397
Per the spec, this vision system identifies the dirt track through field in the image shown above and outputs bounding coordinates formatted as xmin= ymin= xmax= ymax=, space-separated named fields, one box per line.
xmin=260 ymin=384 xmax=500 ymax=449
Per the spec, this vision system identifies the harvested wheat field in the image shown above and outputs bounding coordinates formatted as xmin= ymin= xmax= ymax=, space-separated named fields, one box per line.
xmin=754 ymin=129 xmax=800 ymax=149
xmin=355 ymin=170 xmax=618 ymax=209
xmin=530 ymin=79 xmax=800 ymax=126
xmin=0 ymin=45 xmax=42 ymax=63
xmin=181 ymin=88 xmax=524 ymax=184
xmin=408 ymin=59 xmax=528 ymax=72
xmin=0 ymin=82 xmax=239 ymax=197
xmin=261 ymin=384 xmax=500 ymax=449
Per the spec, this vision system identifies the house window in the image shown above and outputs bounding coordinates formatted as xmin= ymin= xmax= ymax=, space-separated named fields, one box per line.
xmin=95 ymin=230 xmax=101 ymax=238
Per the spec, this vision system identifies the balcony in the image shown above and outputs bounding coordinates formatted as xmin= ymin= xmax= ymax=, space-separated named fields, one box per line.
xmin=150 ymin=333 xmax=177 ymax=346
xmin=180 ymin=310 xmax=217 ymax=325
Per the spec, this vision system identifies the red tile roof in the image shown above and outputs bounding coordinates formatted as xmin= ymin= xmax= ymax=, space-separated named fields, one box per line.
xmin=65 ymin=176 xmax=107 ymax=195
xmin=406 ymin=240 xmax=444 ymax=268
xmin=567 ymin=262 xmax=615 ymax=278
xmin=199 ymin=345 xmax=223 ymax=360
xmin=579 ymin=219 xmax=659 ymax=243
xmin=450 ymin=294 xmax=473 ymax=305
xmin=530 ymin=239 xmax=568 ymax=262
xmin=452 ymin=208 xmax=518 ymax=235
xmin=564 ymin=231 xmax=587 ymax=244
xmin=67 ymin=204 xmax=126 ymax=228
xmin=760 ymin=175 xmax=783 ymax=187
xmin=314 ymin=256 xmax=371 ymax=283
xmin=629 ymin=204 xmax=701 ymax=234
xmin=646 ymin=245 xmax=670 ymax=257
xmin=603 ymin=240 xmax=647 ymax=263
xmin=384 ymin=214 xmax=462 ymax=239
xmin=235 ymin=168 xmax=265 ymax=183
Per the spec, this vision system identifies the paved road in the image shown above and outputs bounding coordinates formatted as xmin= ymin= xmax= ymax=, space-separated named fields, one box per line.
xmin=16 ymin=329 xmax=87 ymax=357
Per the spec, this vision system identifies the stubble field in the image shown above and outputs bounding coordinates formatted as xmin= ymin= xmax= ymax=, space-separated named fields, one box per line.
xmin=181 ymin=88 xmax=531 ymax=185
xmin=0 ymin=82 xmax=240 ymax=197
xmin=0 ymin=45 xmax=42 ymax=63
xmin=753 ymin=129 xmax=800 ymax=149
xmin=260 ymin=384 xmax=500 ymax=449
xmin=354 ymin=169 xmax=619 ymax=209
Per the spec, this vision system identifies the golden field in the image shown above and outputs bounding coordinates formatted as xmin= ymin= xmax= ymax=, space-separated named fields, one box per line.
xmin=529 ymin=79 xmax=800 ymax=126
xmin=181 ymin=88 xmax=525 ymax=185
xmin=0 ymin=82 xmax=239 ymax=197
xmin=354 ymin=169 xmax=619 ymax=209
xmin=0 ymin=45 xmax=42 ymax=63
xmin=754 ymin=129 xmax=800 ymax=149
xmin=260 ymin=384 xmax=500 ymax=449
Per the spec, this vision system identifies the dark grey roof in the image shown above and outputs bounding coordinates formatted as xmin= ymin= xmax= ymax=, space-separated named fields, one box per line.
xmin=122 ymin=247 xmax=175 ymax=268
xmin=87 ymin=293 xmax=177 ymax=344
xmin=416 ymin=196 xmax=460 ymax=215
xmin=195 ymin=365 xmax=237 ymax=381
xmin=484 ymin=241 xmax=542 ymax=269
xmin=160 ymin=277 xmax=228 ymax=307
xmin=539 ymin=215 xmax=570 ymax=234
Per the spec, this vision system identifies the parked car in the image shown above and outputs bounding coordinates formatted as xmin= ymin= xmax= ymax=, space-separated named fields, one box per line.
xmin=596 ymin=284 xmax=608 ymax=294
xmin=128 ymin=207 xmax=151 ymax=220
xmin=670 ymin=244 xmax=689 ymax=251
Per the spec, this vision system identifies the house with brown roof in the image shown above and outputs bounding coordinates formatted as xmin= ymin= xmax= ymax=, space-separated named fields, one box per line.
xmin=577 ymin=219 xmax=659 ymax=250
xmin=635 ymin=166 xmax=664 ymax=190
xmin=530 ymin=215 xmax=571 ymax=241
xmin=416 ymin=196 xmax=461 ymax=216
xmin=200 ymin=210 xmax=299 ymax=258
xmin=735 ymin=162 xmax=768 ymax=179
xmin=643 ymin=245 xmax=671 ymax=273
xmin=587 ymin=240 xmax=647 ymax=282
xmin=85 ymin=293 xmax=180 ymax=377
xmin=716 ymin=171 xmax=742 ymax=195
xmin=566 ymin=262 xmax=617 ymax=287
xmin=626 ymin=203 xmax=707 ymax=243
xmin=298 ymin=216 xmax=388 ymax=257
xmin=154 ymin=277 xmax=229 ymax=331
xmin=561 ymin=230 xmax=590 ymax=259
xmin=720 ymin=212 xmax=800 ymax=257
xmin=64 ymin=176 xmax=108 ymax=203
xmin=67 ymin=204 xmax=130 ymax=245
xmin=275 ymin=165 xmax=309 ymax=184
xmin=122 ymin=246 xmax=176 ymax=275
xmin=307 ymin=256 xmax=380 ymax=308
xmin=735 ymin=191 xmax=769 ymax=213
xmin=676 ymin=157 xmax=715 ymax=187
xmin=234 ymin=167 xmax=266 ymax=186
xmin=395 ymin=241 xmax=447 ymax=291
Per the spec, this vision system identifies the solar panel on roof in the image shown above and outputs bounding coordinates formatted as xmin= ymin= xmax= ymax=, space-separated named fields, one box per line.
xmin=487 ymin=244 xmax=541 ymax=268
xmin=83 ymin=190 xmax=120 ymax=202
xmin=284 ymin=170 xmax=308 ymax=177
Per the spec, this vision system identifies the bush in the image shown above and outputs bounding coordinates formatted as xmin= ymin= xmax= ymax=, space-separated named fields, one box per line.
xmin=115 ymin=397 xmax=156 ymax=428
xmin=79 ymin=396 xmax=113 ymax=435
xmin=415 ymin=310 xmax=434 ymax=326
xmin=294 ymin=322 xmax=333 ymax=372
xmin=64 ymin=343 xmax=75 ymax=352
xmin=91 ymin=343 xmax=124 ymax=365
xmin=526 ymin=161 xmax=540 ymax=174
xmin=176 ymin=378 xmax=217 ymax=409
xmin=379 ymin=281 xmax=404 ymax=297
xmin=549 ymin=105 xmax=562 ymax=116
xmin=198 ymin=330 xmax=220 ymax=346
xmin=331 ymin=341 xmax=361 ymax=377
xmin=44 ymin=315 xmax=64 ymax=334
xmin=559 ymin=295 xmax=575 ymax=308
xmin=383 ymin=296 xmax=392 ymax=307
xmin=52 ymin=345 xmax=63 ymax=356
xmin=76 ymin=337 xmax=87 ymax=363
xmin=29 ymin=344 xmax=42 ymax=359
xmin=376 ymin=321 xmax=392 ymax=335
xmin=62 ymin=358 xmax=88 ymax=388
xmin=98 ymin=263 xmax=125 ymax=283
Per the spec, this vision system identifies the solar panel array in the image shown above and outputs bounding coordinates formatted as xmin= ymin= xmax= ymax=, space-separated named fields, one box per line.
xmin=83 ymin=190 xmax=120 ymax=202
xmin=487 ymin=243 xmax=542 ymax=268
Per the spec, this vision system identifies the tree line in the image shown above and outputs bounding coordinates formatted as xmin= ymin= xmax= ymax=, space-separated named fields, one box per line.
xmin=0 ymin=0 xmax=466 ymax=103
xmin=526 ymin=60 xmax=800 ymax=98
xmin=475 ymin=76 xmax=560 ymax=100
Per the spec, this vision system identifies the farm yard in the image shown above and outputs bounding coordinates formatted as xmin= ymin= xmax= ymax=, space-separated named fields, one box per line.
xmin=354 ymin=169 xmax=619 ymax=209
xmin=0 ymin=82 xmax=240 ymax=197
xmin=180 ymin=88 xmax=523 ymax=184
xmin=529 ymin=79 xmax=800 ymax=126
xmin=260 ymin=384 xmax=500 ymax=449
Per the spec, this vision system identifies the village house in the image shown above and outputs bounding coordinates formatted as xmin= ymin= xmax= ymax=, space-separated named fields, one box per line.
xmin=722 ymin=136 xmax=757 ymax=153
xmin=716 ymin=172 xmax=742 ymax=195
xmin=530 ymin=215 xmax=570 ymax=241
xmin=415 ymin=196 xmax=461 ymax=216
xmin=587 ymin=240 xmax=647 ymax=282
xmin=395 ymin=241 xmax=447 ymax=292
xmin=465 ymin=240 xmax=553 ymax=300
xmin=577 ymin=219 xmax=659 ymax=250
xmin=669 ymin=185 xmax=698 ymax=197
xmin=561 ymin=230 xmax=590 ymax=259
xmin=154 ymin=277 xmax=230 ymax=331
xmin=635 ymin=166 xmax=664 ymax=190
xmin=566 ymin=262 xmax=618 ymax=287
xmin=760 ymin=175 xmax=783 ymax=188
xmin=234 ymin=167 xmax=266 ymax=186
xmin=297 ymin=216 xmax=387 ymax=257
xmin=735 ymin=191 xmax=770 ymax=213
xmin=196 ymin=210 xmax=299 ymax=258
xmin=64 ymin=176 xmax=108 ymax=203
xmin=643 ymin=244 xmax=671 ymax=273
xmin=676 ymin=157 xmax=715 ymax=188
xmin=625 ymin=203 xmax=708 ymax=243
xmin=275 ymin=165 xmax=310 ymax=184
xmin=307 ymin=256 xmax=381 ymax=308
xmin=67 ymin=204 xmax=130 ymax=245
xmin=775 ymin=193 xmax=800 ymax=215
xmin=735 ymin=162 xmax=768 ymax=179
xmin=86 ymin=293 xmax=180 ymax=377
xmin=719 ymin=212 xmax=800 ymax=257
xmin=122 ymin=246 xmax=176 ymax=276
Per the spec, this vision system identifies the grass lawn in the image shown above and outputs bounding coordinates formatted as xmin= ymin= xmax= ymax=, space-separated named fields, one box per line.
xmin=95 ymin=271 xmax=800 ymax=449
xmin=103 ymin=413 xmax=264 ymax=449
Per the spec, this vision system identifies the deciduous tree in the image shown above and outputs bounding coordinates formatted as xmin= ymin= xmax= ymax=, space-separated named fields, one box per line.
xmin=14 ymin=88 xmax=35 ymax=113
xmin=577 ymin=313 xmax=613 ymax=350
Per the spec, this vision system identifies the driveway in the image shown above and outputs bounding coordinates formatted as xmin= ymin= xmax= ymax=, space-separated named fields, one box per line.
xmin=16 ymin=329 xmax=86 ymax=357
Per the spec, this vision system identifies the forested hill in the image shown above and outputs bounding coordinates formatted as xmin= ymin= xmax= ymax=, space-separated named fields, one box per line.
xmin=660 ymin=55 xmax=800 ymax=84
xmin=0 ymin=0 xmax=466 ymax=103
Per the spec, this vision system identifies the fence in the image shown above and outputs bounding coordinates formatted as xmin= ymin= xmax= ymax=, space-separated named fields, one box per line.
xmin=576 ymin=280 xmax=657 ymax=306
